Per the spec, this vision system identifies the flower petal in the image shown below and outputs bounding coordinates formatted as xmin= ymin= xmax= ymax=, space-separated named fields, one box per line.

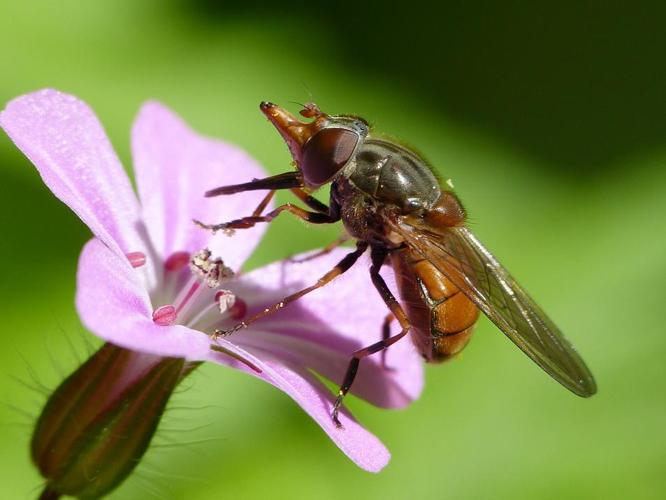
xmin=76 ymin=238 xmax=212 ymax=359
xmin=227 ymin=248 xmax=424 ymax=409
xmin=205 ymin=340 xmax=390 ymax=472
xmin=131 ymin=101 xmax=270 ymax=271
xmin=0 ymin=89 xmax=143 ymax=256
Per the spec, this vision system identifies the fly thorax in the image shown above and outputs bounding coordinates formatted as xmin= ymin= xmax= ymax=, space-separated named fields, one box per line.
xmin=350 ymin=138 xmax=441 ymax=214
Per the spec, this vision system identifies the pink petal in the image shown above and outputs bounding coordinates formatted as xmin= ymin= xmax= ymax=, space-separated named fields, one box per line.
xmin=205 ymin=341 xmax=390 ymax=472
xmin=131 ymin=101 xmax=270 ymax=271
xmin=228 ymin=248 xmax=424 ymax=409
xmin=76 ymin=238 xmax=211 ymax=358
xmin=0 ymin=89 xmax=143 ymax=256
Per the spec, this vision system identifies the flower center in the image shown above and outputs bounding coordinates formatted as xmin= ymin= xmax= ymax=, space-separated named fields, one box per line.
xmin=149 ymin=249 xmax=246 ymax=331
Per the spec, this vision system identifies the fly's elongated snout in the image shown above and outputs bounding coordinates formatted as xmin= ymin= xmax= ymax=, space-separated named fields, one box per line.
xmin=258 ymin=101 xmax=365 ymax=188
xmin=259 ymin=101 xmax=329 ymax=168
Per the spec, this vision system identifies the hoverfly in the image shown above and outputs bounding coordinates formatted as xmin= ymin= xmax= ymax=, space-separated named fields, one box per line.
xmin=196 ymin=101 xmax=597 ymax=426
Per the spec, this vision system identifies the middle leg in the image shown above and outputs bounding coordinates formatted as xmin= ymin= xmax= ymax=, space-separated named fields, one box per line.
xmin=194 ymin=202 xmax=340 ymax=233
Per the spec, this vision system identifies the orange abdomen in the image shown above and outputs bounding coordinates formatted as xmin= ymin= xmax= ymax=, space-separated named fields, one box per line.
xmin=391 ymin=248 xmax=479 ymax=362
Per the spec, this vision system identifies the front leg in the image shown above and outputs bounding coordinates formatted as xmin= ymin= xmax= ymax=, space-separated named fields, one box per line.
xmin=205 ymin=171 xmax=303 ymax=197
xmin=213 ymin=241 xmax=368 ymax=337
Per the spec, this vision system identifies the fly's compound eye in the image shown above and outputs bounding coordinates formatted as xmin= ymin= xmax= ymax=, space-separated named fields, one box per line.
xmin=300 ymin=128 xmax=359 ymax=186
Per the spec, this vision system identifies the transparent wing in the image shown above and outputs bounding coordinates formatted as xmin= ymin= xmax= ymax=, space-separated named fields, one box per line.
xmin=391 ymin=218 xmax=597 ymax=396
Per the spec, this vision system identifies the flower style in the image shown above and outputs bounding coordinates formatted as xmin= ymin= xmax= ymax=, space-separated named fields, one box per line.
xmin=0 ymin=90 xmax=424 ymax=475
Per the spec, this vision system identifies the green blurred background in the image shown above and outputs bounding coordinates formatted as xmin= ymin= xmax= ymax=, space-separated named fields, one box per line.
xmin=1 ymin=1 xmax=665 ymax=498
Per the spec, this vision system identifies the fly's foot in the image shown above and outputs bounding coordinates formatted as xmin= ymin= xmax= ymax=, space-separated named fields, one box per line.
xmin=212 ymin=322 xmax=248 ymax=340
xmin=193 ymin=219 xmax=235 ymax=236
xmin=331 ymin=394 xmax=344 ymax=429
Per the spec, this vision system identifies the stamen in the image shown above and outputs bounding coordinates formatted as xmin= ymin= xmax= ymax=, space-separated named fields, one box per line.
xmin=189 ymin=249 xmax=213 ymax=276
xmin=160 ymin=251 xmax=191 ymax=304
xmin=215 ymin=290 xmax=236 ymax=313
xmin=173 ymin=278 xmax=201 ymax=318
xmin=205 ymin=260 xmax=234 ymax=288
xmin=185 ymin=289 xmax=236 ymax=330
xmin=229 ymin=298 xmax=247 ymax=320
xmin=164 ymin=251 xmax=190 ymax=272
xmin=186 ymin=291 xmax=248 ymax=332
xmin=152 ymin=305 xmax=176 ymax=326
xmin=126 ymin=251 xmax=146 ymax=268
xmin=190 ymin=249 xmax=234 ymax=288
xmin=160 ymin=249 xmax=238 ymax=328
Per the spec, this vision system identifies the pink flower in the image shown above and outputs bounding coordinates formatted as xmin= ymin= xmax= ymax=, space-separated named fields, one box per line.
xmin=0 ymin=89 xmax=424 ymax=473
